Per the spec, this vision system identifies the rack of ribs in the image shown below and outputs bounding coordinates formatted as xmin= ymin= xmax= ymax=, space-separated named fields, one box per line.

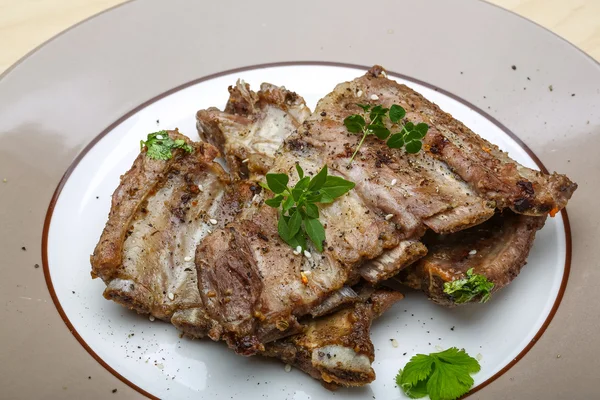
xmin=90 ymin=67 xmax=576 ymax=386
xmin=194 ymin=66 xmax=576 ymax=355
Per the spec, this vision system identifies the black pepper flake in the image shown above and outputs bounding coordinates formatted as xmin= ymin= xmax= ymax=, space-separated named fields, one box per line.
xmin=88 ymin=376 xmax=91 ymax=380
xmin=403 ymin=352 xmax=407 ymax=356
xmin=451 ymin=326 xmax=455 ymax=331
xmin=112 ymin=389 xmax=117 ymax=393
xmin=96 ymin=196 xmax=99 ymax=199
xmin=21 ymin=246 xmax=26 ymax=251
xmin=571 ymin=93 xmax=576 ymax=97
xmin=511 ymin=65 xmax=517 ymax=70
xmin=34 ymin=264 xmax=40 ymax=269
xmin=320 ymin=111 xmax=326 ymax=116
xmin=72 ymin=291 xmax=75 ymax=294
xmin=156 ymin=119 xmax=160 ymax=124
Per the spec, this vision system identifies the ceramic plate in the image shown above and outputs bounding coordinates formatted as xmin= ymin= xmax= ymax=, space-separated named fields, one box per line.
xmin=1 ymin=1 xmax=599 ymax=399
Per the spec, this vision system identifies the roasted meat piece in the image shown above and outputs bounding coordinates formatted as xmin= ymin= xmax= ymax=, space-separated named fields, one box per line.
xmin=196 ymin=67 xmax=576 ymax=355
xmin=263 ymin=289 xmax=403 ymax=387
xmin=397 ymin=211 xmax=546 ymax=306
xmin=362 ymin=65 xmax=577 ymax=215
xmin=195 ymin=157 xmax=403 ymax=354
xmin=197 ymin=80 xmax=310 ymax=180
xmin=88 ymin=127 xmax=403 ymax=384
xmin=90 ymin=130 xmax=256 ymax=336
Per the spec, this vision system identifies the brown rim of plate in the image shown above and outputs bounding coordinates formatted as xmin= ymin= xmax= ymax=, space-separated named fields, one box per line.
xmin=41 ymin=61 xmax=572 ymax=400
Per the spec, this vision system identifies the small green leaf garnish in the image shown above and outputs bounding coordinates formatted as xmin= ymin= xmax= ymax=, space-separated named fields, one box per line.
xmin=266 ymin=173 xmax=289 ymax=194
xmin=387 ymin=133 xmax=405 ymax=149
xmin=443 ymin=268 xmax=495 ymax=304
xmin=389 ymin=104 xmax=407 ymax=123
xmin=370 ymin=125 xmax=391 ymax=140
xmin=262 ymin=164 xmax=355 ymax=252
xmin=343 ymin=114 xmax=366 ymax=133
xmin=405 ymin=140 xmax=423 ymax=154
xmin=343 ymin=102 xmax=429 ymax=164
xmin=396 ymin=348 xmax=481 ymax=400
xmin=140 ymin=131 xmax=193 ymax=160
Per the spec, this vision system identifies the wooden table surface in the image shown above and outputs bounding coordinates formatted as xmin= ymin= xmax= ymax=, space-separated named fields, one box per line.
xmin=0 ymin=0 xmax=599 ymax=74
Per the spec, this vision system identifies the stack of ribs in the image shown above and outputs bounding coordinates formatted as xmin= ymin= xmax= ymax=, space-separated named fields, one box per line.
xmin=90 ymin=66 xmax=576 ymax=387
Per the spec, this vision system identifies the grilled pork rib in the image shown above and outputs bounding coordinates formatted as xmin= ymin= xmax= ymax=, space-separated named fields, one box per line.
xmin=397 ymin=211 xmax=547 ymax=306
xmin=197 ymin=81 xmax=310 ymax=180
xmin=366 ymin=65 xmax=577 ymax=215
xmin=263 ymin=289 xmax=403 ymax=387
xmin=90 ymin=130 xmax=256 ymax=336
xmin=195 ymin=67 xmax=576 ymax=355
xmin=89 ymin=126 xmax=394 ymax=386
xmin=92 ymin=68 xmax=576 ymax=387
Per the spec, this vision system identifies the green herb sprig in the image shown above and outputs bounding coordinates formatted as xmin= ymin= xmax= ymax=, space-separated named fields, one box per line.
xmin=260 ymin=164 xmax=354 ymax=252
xmin=395 ymin=347 xmax=481 ymax=400
xmin=140 ymin=131 xmax=193 ymax=160
xmin=344 ymin=104 xmax=429 ymax=164
xmin=443 ymin=268 xmax=495 ymax=304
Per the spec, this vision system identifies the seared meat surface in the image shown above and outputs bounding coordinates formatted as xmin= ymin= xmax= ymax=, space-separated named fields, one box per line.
xmin=397 ymin=211 xmax=546 ymax=306
xmin=91 ymin=67 xmax=577 ymax=388
xmin=195 ymin=66 xmax=576 ymax=355
xmin=197 ymin=80 xmax=310 ymax=180
xmin=364 ymin=65 xmax=577 ymax=215
xmin=263 ymin=289 xmax=403 ymax=387
xmin=195 ymin=153 xmax=402 ymax=354
xmin=88 ymin=126 xmax=403 ymax=383
xmin=90 ymin=130 xmax=256 ymax=336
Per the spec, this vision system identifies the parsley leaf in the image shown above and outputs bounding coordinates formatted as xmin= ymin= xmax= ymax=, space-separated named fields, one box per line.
xmin=140 ymin=131 xmax=193 ymax=160
xmin=402 ymin=354 xmax=434 ymax=385
xmin=396 ymin=348 xmax=480 ymax=400
xmin=262 ymin=164 xmax=354 ymax=252
xmin=343 ymin=101 xmax=430 ymax=164
xmin=443 ymin=268 xmax=495 ymax=304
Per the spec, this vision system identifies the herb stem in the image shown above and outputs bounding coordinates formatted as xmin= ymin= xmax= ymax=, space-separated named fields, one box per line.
xmin=348 ymin=129 xmax=369 ymax=164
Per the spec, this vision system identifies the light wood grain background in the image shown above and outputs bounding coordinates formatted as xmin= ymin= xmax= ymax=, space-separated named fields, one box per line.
xmin=0 ymin=0 xmax=599 ymax=74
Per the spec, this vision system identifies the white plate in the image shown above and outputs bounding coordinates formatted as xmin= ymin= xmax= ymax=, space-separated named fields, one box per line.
xmin=45 ymin=65 xmax=568 ymax=399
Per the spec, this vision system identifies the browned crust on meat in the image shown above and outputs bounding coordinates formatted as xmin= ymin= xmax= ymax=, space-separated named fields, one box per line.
xmin=90 ymin=131 xmax=261 ymax=339
xmin=90 ymin=130 xmax=222 ymax=282
xmin=397 ymin=211 xmax=546 ymax=306
xmin=194 ymin=66 xmax=575 ymax=356
xmin=262 ymin=289 xmax=403 ymax=387
xmin=195 ymin=224 xmax=267 ymax=351
xmin=171 ymin=307 xmax=218 ymax=339
xmin=359 ymin=240 xmax=428 ymax=284
xmin=103 ymin=279 xmax=154 ymax=316
xmin=197 ymin=81 xmax=310 ymax=180
xmin=364 ymin=65 xmax=577 ymax=215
